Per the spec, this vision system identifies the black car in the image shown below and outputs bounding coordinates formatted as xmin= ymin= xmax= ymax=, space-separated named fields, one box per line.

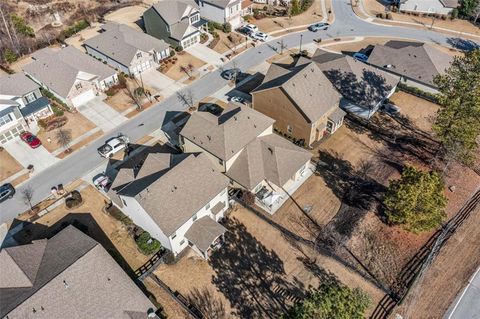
xmin=221 ymin=68 xmax=241 ymax=81
xmin=0 ymin=183 xmax=15 ymax=203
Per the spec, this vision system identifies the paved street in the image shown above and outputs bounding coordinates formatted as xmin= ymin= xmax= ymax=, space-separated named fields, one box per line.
xmin=444 ymin=267 xmax=480 ymax=319
xmin=0 ymin=0 xmax=479 ymax=224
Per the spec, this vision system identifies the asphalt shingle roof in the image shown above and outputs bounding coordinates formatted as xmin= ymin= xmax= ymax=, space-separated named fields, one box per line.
xmin=367 ymin=41 xmax=454 ymax=86
xmin=151 ymin=0 xmax=199 ymax=26
xmin=185 ymin=216 xmax=226 ymax=253
xmin=23 ymin=46 xmax=116 ymax=98
xmin=85 ymin=23 xmax=170 ymax=66
xmin=0 ymin=226 xmax=155 ymax=318
xmin=0 ymin=73 xmax=39 ymax=96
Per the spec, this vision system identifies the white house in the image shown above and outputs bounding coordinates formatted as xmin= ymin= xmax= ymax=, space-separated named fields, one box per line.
xmin=108 ymin=152 xmax=230 ymax=259
xmin=84 ymin=23 xmax=171 ymax=76
xmin=180 ymin=103 xmax=314 ymax=213
xmin=399 ymin=0 xmax=459 ymax=16
xmin=0 ymin=73 xmax=52 ymax=144
xmin=197 ymin=0 xmax=244 ymax=28
xmin=23 ymin=46 xmax=118 ymax=108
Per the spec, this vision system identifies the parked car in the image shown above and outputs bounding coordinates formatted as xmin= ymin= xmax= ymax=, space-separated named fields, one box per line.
xmin=380 ymin=101 xmax=401 ymax=116
xmin=221 ymin=68 xmax=241 ymax=81
xmin=0 ymin=183 xmax=15 ymax=203
xmin=353 ymin=52 xmax=369 ymax=62
xmin=237 ymin=26 xmax=253 ymax=36
xmin=199 ymin=103 xmax=224 ymax=116
xmin=230 ymin=96 xmax=246 ymax=104
xmin=308 ymin=22 xmax=329 ymax=32
xmin=251 ymin=31 xmax=268 ymax=42
xmin=20 ymin=132 xmax=42 ymax=149
xmin=243 ymin=24 xmax=258 ymax=34
xmin=97 ymin=134 xmax=130 ymax=158
xmin=93 ymin=173 xmax=111 ymax=191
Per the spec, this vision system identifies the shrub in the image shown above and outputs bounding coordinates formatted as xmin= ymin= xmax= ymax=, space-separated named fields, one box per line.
xmin=65 ymin=190 xmax=83 ymax=209
xmin=451 ymin=8 xmax=459 ymax=19
xmin=222 ymin=22 xmax=232 ymax=33
xmin=169 ymin=49 xmax=176 ymax=57
xmin=106 ymin=204 xmax=133 ymax=226
xmin=45 ymin=116 xmax=68 ymax=131
xmin=10 ymin=14 xmax=35 ymax=37
xmin=175 ymin=45 xmax=183 ymax=52
xmin=3 ymin=48 xmax=18 ymax=64
xmin=135 ymin=231 xmax=161 ymax=255
xmin=243 ymin=14 xmax=252 ymax=21
xmin=61 ymin=20 xmax=90 ymax=39
xmin=51 ymin=105 xmax=64 ymax=117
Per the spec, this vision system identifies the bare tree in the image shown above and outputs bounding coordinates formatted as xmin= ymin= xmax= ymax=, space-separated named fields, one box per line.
xmin=188 ymin=287 xmax=227 ymax=319
xmin=277 ymin=38 xmax=288 ymax=54
xmin=179 ymin=63 xmax=194 ymax=78
xmin=124 ymin=84 xmax=142 ymax=110
xmin=21 ymin=185 xmax=34 ymax=213
xmin=176 ymin=89 xmax=196 ymax=111
xmin=55 ymin=128 xmax=72 ymax=153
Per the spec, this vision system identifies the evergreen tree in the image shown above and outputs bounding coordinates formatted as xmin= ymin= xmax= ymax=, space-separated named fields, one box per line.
xmin=433 ymin=49 xmax=480 ymax=165
xmin=384 ymin=166 xmax=447 ymax=233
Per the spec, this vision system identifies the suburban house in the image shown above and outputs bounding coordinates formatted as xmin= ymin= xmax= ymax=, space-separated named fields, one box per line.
xmin=197 ymin=0 xmax=245 ymax=28
xmin=180 ymin=103 xmax=313 ymax=213
xmin=0 ymin=225 xmax=158 ymax=319
xmin=143 ymin=0 xmax=207 ymax=49
xmin=0 ymin=74 xmax=52 ymax=145
xmin=23 ymin=46 xmax=118 ymax=108
xmin=241 ymin=0 xmax=254 ymax=16
xmin=311 ymin=49 xmax=400 ymax=119
xmin=251 ymin=58 xmax=345 ymax=147
xmin=84 ymin=23 xmax=171 ymax=76
xmin=367 ymin=40 xmax=454 ymax=93
xmin=398 ymin=0 xmax=459 ymax=16
xmin=108 ymin=152 xmax=230 ymax=259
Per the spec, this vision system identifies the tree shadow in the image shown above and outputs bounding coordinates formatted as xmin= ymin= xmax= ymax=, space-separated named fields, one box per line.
xmin=187 ymin=287 xmax=228 ymax=319
xmin=315 ymin=151 xmax=387 ymax=211
xmin=446 ymin=37 xmax=480 ymax=52
xmin=210 ymin=218 xmax=304 ymax=319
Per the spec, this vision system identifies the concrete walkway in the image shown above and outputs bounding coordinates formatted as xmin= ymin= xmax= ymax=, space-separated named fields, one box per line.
xmin=76 ymin=98 xmax=127 ymax=133
xmin=3 ymin=140 xmax=59 ymax=175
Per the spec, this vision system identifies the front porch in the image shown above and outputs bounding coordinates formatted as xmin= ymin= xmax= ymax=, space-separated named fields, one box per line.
xmin=185 ymin=216 xmax=227 ymax=259
xmin=254 ymin=161 xmax=315 ymax=214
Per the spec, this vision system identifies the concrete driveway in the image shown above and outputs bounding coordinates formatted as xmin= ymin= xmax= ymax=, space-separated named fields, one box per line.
xmin=141 ymin=68 xmax=185 ymax=98
xmin=3 ymin=139 xmax=59 ymax=174
xmin=186 ymin=44 xmax=224 ymax=66
xmin=76 ymin=98 xmax=127 ymax=132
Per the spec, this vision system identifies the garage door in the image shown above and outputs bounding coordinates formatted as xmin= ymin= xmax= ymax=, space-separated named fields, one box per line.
xmin=0 ymin=124 xmax=25 ymax=145
xmin=71 ymin=90 xmax=95 ymax=107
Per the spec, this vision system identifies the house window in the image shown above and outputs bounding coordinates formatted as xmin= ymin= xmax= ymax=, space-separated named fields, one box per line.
xmin=205 ymin=203 xmax=210 ymax=210
xmin=171 ymin=232 xmax=177 ymax=240
xmin=190 ymin=14 xmax=199 ymax=23
xmin=24 ymin=92 xmax=36 ymax=104
xmin=192 ymin=213 xmax=198 ymax=222
xmin=136 ymin=52 xmax=142 ymax=58
xmin=287 ymin=125 xmax=293 ymax=133
xmin=75 ymin=83 xmax=82 ymax=90
xmin=230 ymin=6 xmax=234 ymax=14
xmin=0 ymin=114 xmax=12 ymax=127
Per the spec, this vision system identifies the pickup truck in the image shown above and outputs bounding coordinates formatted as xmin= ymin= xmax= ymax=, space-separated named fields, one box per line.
xmin=97 ymin=135 xmax=130 ymax=158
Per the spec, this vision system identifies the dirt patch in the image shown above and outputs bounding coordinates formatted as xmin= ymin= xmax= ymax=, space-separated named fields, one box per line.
xmin=37 ymin=110 xmax=98 ymax=153
xmin=209 ymin=31 xmax=246 ymax=54
xmin=105 ymin=89 xmax=134 ymax=113
xmin=160 ymin=52 xmax=206 ymax=81
xmin=155 ymin=206 xmax=384 ymax=318
xmin=0 ymin=150 xmax=24 ymax=181
xmin=252 ymin=0 xmax=324 ymax=34
xmin=64 ymin=23 xmax=102 ymax=50
xmin=104 ymin=5 xmax=148 ymax=31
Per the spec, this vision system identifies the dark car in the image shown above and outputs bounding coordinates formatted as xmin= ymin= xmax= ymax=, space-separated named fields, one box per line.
xmin=20 ymin=131 xmax=42 ymax=149
xmin=221 ymin=68 xmax=241 ymax=81
xmin=0 ymin=183 xmax=15 ymax=203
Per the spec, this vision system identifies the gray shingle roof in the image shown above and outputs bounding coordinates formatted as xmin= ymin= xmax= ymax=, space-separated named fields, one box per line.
xmin=253 ymin=59 xmax=342 ymax=123
xmin=116 ymin=152 xmax=229 ymax=236
xmin=185 ymin=216 xmax=226 ymax=253
xmin=226 ymin=133 xmax=312 ymax=189
xmin=151 ymin=0 xmax=199 ymax=25
xmin=0 ymin=73 xmax=39 ymax=96
xmin=180 ymin=103 xmax=275 ymax=161
xmin=312 ymin=49 xmax=400 ymax=108
xmin=367 ymin=41 xmax=453 ymax=86
xmin=202 ymin=0 xmax=237 ymax=9
xmin=23 ymin=46 xmax=116 ymax=98
xmin=0 ymin=226 xmax=155 ymax=318
xmin=85 ymin=23 xmax=170 ymax=67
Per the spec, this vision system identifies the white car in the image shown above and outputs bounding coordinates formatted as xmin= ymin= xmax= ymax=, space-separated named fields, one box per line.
xmin=244 ymin=24 xmax=258 ymax=34
xmin=251 ymin=31 xmax=268 ymax=42
xmin=97 ymin=134 xmax=130 ymax=158
xmin=230 ymin=96 xmax=246 ymax=104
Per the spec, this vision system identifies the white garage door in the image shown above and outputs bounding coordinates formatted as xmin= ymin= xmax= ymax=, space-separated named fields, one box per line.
xmin=71 ymin=90 xmax=95 ymax=107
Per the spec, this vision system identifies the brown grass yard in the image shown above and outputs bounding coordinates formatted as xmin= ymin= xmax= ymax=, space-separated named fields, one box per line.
xmin=0 ymin=150 xmax=24 ymax=181
xmin=160 ymin=52 xmax=206 ymax=81
xmin=155 ymin=206 xmax=384 ymax=318
xmin=209 ymin=31 xmax=247 ymax=54
xmin=56 ymin=130 xmax=103 ymax=159
xmin=37 ymin=111 xmax=97 ymax=153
